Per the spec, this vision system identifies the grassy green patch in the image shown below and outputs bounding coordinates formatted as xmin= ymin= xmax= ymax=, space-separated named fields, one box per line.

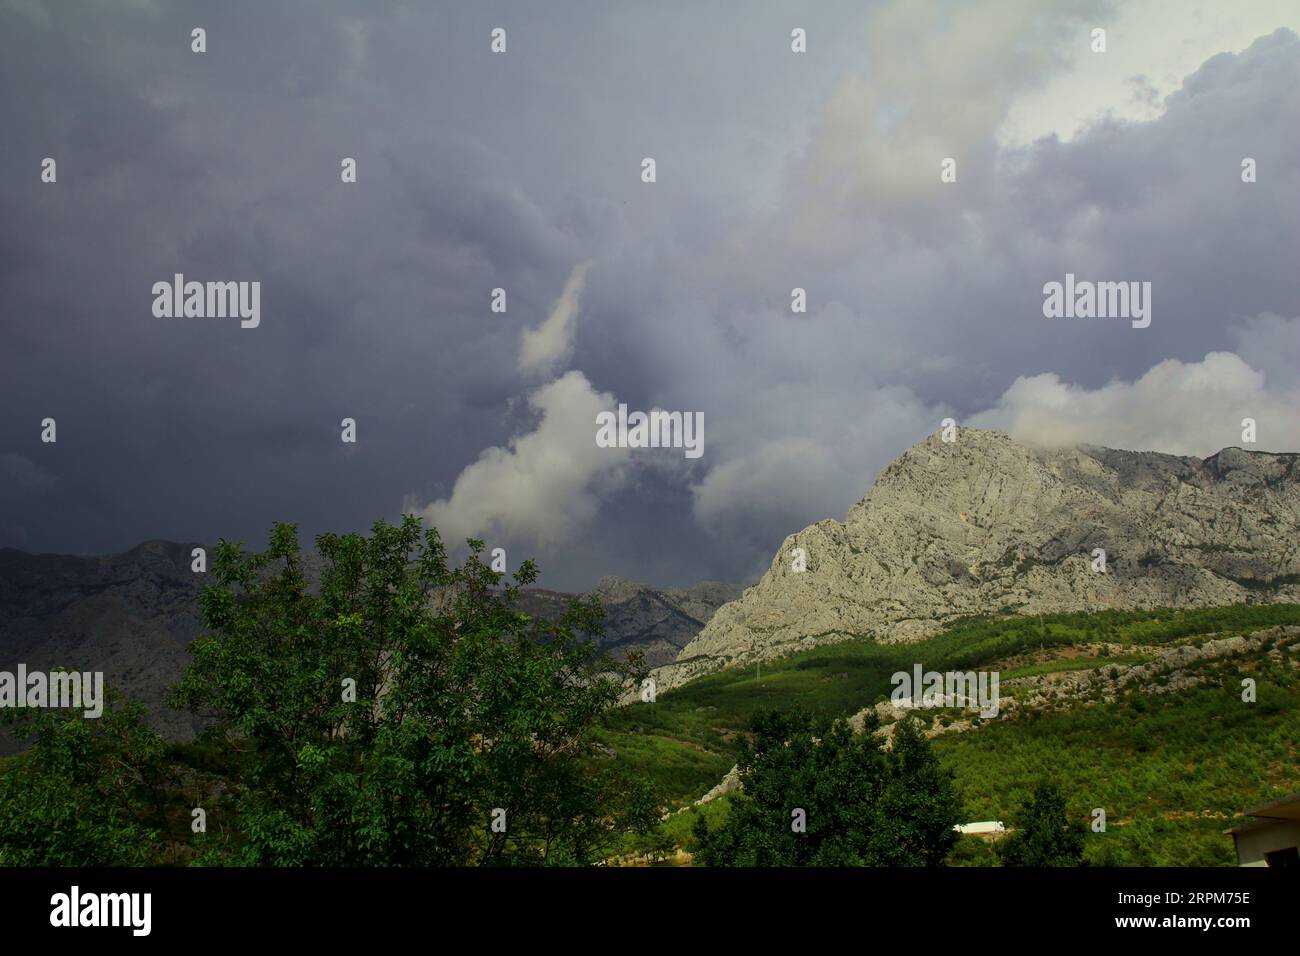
xmin=933 ymin=659 xmax=1300 ymax=822
xmin=1000 ymin=653 xmax=1150 ymax=680
xmin=602 ymin=603 xmax=1300 ymax=807
xmin=933 ymin=657 xmax=1300 ymax=866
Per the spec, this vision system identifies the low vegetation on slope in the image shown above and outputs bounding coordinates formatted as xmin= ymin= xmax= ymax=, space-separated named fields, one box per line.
xmin=603 ymin=603 xmax=1300 ymax=864
xmin=934 ymin=653 xmax=1300 ymax=866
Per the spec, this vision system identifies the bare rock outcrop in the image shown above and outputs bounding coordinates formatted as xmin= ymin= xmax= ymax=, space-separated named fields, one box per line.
xmin=657 ymin=430 xmax=1300 ymax=692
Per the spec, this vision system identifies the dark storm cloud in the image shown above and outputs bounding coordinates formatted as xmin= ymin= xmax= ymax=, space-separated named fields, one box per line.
xmin=0 ymin=0 xmax=872 ymax=588
xmin=1 ymin=1 xmax=1296 ymax=590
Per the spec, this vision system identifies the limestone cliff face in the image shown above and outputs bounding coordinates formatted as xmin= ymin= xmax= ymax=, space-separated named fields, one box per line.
xmin=657 ymin=430 xmax=1300 ymax=692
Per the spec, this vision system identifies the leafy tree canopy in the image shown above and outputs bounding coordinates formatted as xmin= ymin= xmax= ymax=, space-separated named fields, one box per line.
xmin=692 ymin=710 xmax=961 ymax=866
xmin=997 ymin=782 xmax=1087 ymax=867
xmin=168 ymin=515 xmax=646 ymax=865
xmin=0 ymin=694 xmax=164 ymax=866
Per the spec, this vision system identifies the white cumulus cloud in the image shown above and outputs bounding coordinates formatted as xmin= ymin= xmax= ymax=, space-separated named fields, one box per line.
xmin=409 ymin=369 xmax=628 ymax=553
xmin=970 ymin=348 xmax=1300 ymax=456
xmin=518 ymin=259 xmax=593 ymax=376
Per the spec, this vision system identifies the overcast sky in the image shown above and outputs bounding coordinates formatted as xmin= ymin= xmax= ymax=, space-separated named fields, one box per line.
xmin=2 ymin=0 xmax=1297 ymax=590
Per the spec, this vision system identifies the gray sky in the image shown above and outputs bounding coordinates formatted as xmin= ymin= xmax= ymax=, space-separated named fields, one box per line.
xmin=2 ymin=0 xmax=1297 ymax=590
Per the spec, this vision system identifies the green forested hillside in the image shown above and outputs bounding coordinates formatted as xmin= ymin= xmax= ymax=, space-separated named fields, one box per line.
xmin=603 ymin=603 xmax=1300 ymax=864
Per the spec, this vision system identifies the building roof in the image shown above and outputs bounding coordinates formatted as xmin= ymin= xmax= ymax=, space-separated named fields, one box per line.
xmin=954 ymin=821 xmax=1005 ymax=834
xmin=1241 ymin=792 xmax=1300 ymax=821
xmin=1225 ymin=791 xmax=1300 ymax=835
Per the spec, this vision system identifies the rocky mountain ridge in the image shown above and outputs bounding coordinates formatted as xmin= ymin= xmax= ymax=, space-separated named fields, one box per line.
xmin=654 ymin=430 xmax=1300 ymax=693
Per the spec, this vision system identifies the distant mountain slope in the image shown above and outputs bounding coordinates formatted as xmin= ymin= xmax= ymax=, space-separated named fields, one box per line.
xmin=0 ymin=540 xmax=205 ymax=747
xmin=0 ymin=542 xmax=736 ymax=751
xmin=518 ymin=577 xmax=742 ymax=668
xmin=657 ymin=430 xmax=1300 ymax=692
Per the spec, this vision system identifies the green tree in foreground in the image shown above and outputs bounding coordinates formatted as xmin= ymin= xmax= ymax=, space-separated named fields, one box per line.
xmin=0 ymin=695 xmax=165 ymax=865
xmin=171 ymin=516 xmax=645 ymax=865
xmin=692 ymin=711 xmax=960 ymax=866
xmin=997 ymin=782 xmax=1087 ymax=867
